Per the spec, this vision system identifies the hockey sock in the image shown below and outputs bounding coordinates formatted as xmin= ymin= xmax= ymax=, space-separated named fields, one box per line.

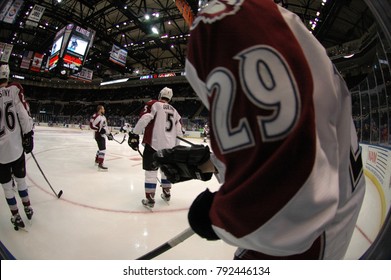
xmin=145 ymin=183 xmax=156 ymax=199
xmin=14 ymin=177 xmax=31 ymax=206
xmin=98 ymin=150 xmax=106 ymax=164
xmin=145 ymin=170 xmax=158 ymax=200
xmin=2 ymin=181 xmax=19 ymax=214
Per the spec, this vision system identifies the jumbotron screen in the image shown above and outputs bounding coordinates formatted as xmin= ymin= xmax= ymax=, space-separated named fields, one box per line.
xmin=51 ymin=36 xmax=63 ymax=55
xmin=47 ymin=24 xmax=95 ymax=75
xmin=66 ymin=35 xmax=89 ymax=57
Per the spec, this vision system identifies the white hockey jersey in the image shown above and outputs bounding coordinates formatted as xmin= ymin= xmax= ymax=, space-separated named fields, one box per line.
xmin=89 ymin=113 xmax=108 ymax=136
xmin=133 ymin=100 xmax=182 ymax=151
xmin=185 ymin=0 xmax=365 ymax=259
xmin=0 ymin=82 xmax=33 ymax=164
xmin=121 ymin=123 xmax=132 ymax=132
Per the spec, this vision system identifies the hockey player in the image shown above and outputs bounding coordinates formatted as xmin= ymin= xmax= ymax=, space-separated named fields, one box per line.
xmin=120 ymin=122 xmax=132 ymax=133
xmin=128 ymin=87 xmax=183 ymax=209
xmin=0 ymin=64 xmax=34 ymax=230
xmin=202 ymin=124 xmax=209 ymax=143
xmin=89 ymin=105 xmax=114 ymax=171
xmin=153 ymin=0 xmax=365 ymax=259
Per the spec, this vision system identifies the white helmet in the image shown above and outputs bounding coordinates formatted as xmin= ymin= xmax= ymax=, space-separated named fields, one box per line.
xmin=0 ymin=64 xmax=10 ymax=81
xmin=159 ymin=87 xmax=173 ymax=101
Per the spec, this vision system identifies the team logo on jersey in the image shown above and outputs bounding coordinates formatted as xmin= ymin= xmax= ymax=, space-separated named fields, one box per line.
xmin=191 ymin=0 xmax=244 ymax=29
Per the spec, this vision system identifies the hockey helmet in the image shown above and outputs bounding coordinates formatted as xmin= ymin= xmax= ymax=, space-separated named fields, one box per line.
xmin=159 ymin=87 xmax=173 ymax=101
xmin=0 ymin=64 xmax=10 ymax=81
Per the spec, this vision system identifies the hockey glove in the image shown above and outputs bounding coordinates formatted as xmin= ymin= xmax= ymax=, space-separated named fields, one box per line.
xmin=188 ymin=189 xmax=220 ymax=240
xmin=153 ymin=145 xmax=213 ymax=183
xmin=107 ymin=133 xmax=114 ymax=141
xmin=128 ymin=132 xmax=140 ymax=151
xmin=22 ymin=130 xmax=34 ymax=154
xmin=99 ymin=128 xmax=106 ymax=135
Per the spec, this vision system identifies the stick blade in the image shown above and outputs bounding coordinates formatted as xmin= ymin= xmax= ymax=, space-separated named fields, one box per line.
xmin=57 ymin=190 xmax=63 ymax=198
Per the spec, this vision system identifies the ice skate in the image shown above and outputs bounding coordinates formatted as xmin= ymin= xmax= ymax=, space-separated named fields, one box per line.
xmin=98 ymin=163 xmax=108 ymax=171
xmin=24 ymin=206 xmax=34 ymax=220
xmin=94 ymin=156 xmax=99 ymax=166
xmin=142 ymin=198 xmax=155 ymax=210
xmin=11 ymin=213 xmax=25 ymax=231
xmin=161 ymin=187 xmax=171 ymax=204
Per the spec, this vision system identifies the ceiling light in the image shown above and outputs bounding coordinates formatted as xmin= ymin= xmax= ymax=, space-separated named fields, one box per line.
xmin=100 ymin=78 xmax=129 ymax=86
xmin=151 ymin=26 xmax=159 ymax=34
xmin=13 ymin=75 xmax=25 ymax=80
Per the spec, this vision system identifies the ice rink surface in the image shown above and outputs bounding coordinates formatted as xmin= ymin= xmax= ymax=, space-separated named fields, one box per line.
xmin=0 ymin=126 xmax=382 ymax=259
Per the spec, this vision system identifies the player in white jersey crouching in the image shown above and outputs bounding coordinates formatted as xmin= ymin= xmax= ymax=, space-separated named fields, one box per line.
xmin=128 ymin=87 xmax=183 ymax=209
xmin=0 ymin=64 xmax=34 ymax=230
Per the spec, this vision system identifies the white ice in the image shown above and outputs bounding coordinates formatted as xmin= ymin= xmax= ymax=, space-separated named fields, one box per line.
xmin=0 ymin=126 xmax=381 ymax=260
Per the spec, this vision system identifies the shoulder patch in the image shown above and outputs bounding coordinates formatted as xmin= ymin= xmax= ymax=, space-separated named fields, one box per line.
xmin=191 ymin=0 xmax=244 ymax=29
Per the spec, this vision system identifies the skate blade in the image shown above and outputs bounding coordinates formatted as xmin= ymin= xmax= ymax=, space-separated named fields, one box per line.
xmin=97 ymin=168 xmax=108 ymax=172
xmin=161 ymin=194 xmax=170 ymax=205
xmin=143 ymin=205 xmax=154 ymax=211
xmin=142 ymin=201 xmax=154 ymax=211
xmin=14 ymin=226 xmax=29 ymax=232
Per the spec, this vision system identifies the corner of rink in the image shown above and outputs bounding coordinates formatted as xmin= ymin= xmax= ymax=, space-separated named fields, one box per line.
xmin=360 ymin=144 xmax=391 ymax=223
xmin=343 ymin=144 xmax=391 ymax=259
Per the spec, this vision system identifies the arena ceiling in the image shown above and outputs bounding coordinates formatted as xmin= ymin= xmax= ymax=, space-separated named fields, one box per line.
xmin=0 ymin=0 xmax=375 ymax=82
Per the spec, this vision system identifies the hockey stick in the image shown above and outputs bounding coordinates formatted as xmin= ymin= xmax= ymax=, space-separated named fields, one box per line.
xmin=136 ymin=227 xmax=194 ymax=260
xmin=112 ymin=133 xmax=126 ymax=144
xmin=30 ymin=152 xmax=63 ymax=199
xmin=176 ymin=136 xmax=195 ymax=146
xmin=136 ymin=148 xmax=143 ymax=157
